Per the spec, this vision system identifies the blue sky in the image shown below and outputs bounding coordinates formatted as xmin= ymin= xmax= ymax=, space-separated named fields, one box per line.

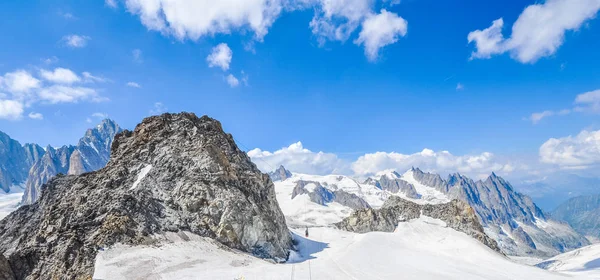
xmin=1 ymin=0 xmax=600 ymax=182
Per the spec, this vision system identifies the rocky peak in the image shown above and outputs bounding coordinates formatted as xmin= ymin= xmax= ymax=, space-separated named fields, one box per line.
xmin=0 ymin=112 xmax=292 ymax=279
xmin=268 ymin=165 xmax=292 ymax=181
xmin=0 ymin=131 xmax=42 ymax=193
xmin=22 ymin=120 xmax=122 ymax=204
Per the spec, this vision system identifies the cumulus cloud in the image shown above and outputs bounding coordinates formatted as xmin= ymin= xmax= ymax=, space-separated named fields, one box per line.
xmin=468 ymin=0 xmax=600 ymax=63
xmin=207 ymin=43 xmax=232 ymax=71
xmin=125 ymin=0 xmax=282 ymax=41
xmin=0 ymin=100 xmax=24 ymax=120
xmin=226 ymin=74 xmax=239 ymax=88
xmin=106 ymin=0 xmax=118 ymax=8
xmin=540 ymin=130 xmax=600 ymax=169
xmin=28 ymin=112 xmax=43 ymax=120
xmin=351 ymin=149 xmax=514 ymax=179
xmin=249 ymin=142 xmax=515 ymax=178
xmin=354 ymin=9 xmax=407 ymax=61
xmin=309 ymin=0 xmax=373 ymax=43
xmin=62 ymin=35 xmax=91 ymax=48
xmin=125 ymin=0 xmax=408 ymax=61
xmin=574 ymin=89 xmax=600 ymax=113
xmin=0 ymin=70 xmax=41 ymax=94
xmin=126 ymin=81 xmax=141 ymax=88
xmin=38 ymin=85 xmax=105 ymax=104
xmin=40 ymin=68 xmax=81 ymax=84
xmin=248 ymin=142 xmax=350 ymax=175
xmin=0 ymin=69 xmax=108 ymax=120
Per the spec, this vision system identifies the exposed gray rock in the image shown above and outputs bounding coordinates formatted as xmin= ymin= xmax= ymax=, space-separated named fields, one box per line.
xmin=268 ymin=165 xmax=292 ymax=181
xmin=411 ymin=167 xmax=447 ymax=193
xmin=292 ymin=180 xmax=370 ymax=210
xmin=0 ymin=254 xmax=15 ymax=280
xmin=0 ymin=113 xmax=292 ymax=280
xmin=551 ymin=194 xmax=600 ymax=239
xmin=414 ymin=170 xmax=589 ymax=257
xmin=22 ymin=119 xmax=122 ymax=205
xmin=336 ymin=196 xmax=500 ymax=252
xmin=378 ymin=175 xmax=420 ymax=199
xmin=0 ymin=132 xmax=44 ymax=193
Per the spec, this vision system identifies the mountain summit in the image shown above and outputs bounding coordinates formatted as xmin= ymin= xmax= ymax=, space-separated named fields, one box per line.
xmin=21 ymin=119 xmax=122 ymax=205
xmin=0 ymin=113 xmax=292 ymax=279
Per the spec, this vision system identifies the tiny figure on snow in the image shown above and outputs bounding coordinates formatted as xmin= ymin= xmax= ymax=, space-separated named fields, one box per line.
xmin=305 ymin=227 xmax=309 ymax=238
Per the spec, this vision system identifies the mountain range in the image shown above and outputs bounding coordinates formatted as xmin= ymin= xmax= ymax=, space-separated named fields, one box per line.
xmin=551 ymin=194 xmax=600 ymax=241
xmin=271 ymin=166 xmax=589 ymax=258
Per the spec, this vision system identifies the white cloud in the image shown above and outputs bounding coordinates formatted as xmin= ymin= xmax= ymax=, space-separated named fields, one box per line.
xmin=207 ymin=43 xmax=232 ymax=71
xmin=132 ymin=49 xmax=143 ymax=63
xmin=92 ymin=112 xmax=108 ymax=119
xmin=540 ymin=129 xmax=600 ymax=168
xmin=574 ymin=89 xmax=600 ymax=113
xmin=38 ymin=85 xmax=105 ymax=104
xmin=529 ymin=110 xmax=556 ymax=124
xmin=468 ymin=0 xmax=600 ymax=63
xmin=82 ymin=72 xmax=108 ymax=83
xmin=467 ymin=18 xmax=505 ymax=60
xmin=249 ymin=142 xmax=515 ymax=178
xmin=106 ymin=0 xmax=118 ymax=8
xmin=125 ymin=0 xmax=282 ymax=41
xmin=351 ymin=149 xmax=514 ymax=179
xmin=226 ymin=74 xmax=239 ymax=88
xmin=125 ymin=0 xmax=407 ymax=61
xmin=248 ymin=142 xmax=350 ymax=175
xmin=0 ymin=100 xmax=24 ymax=120
xmin=28 ymin=112 xmax=43 ymax=120
xmin=40 ymin=68 xmax=81 ymax=84
xmin=309 ymin=0 xmax=373 ymax=43
xmin=150 ymin=102 xmax=166 ymax=115
xmin=126 ymin=81 xmax=142 ymax=88
xmin=456 ymin=83 xmax=464 ymax=91
xmin=63 ymin=35 xmax=91 ymax=48
xmin=0 ymin=70 xmax=41 ymax=94
xmin=527 ymin=89 xmax=600 ymax=124
xmin=354 ymin=9 xmax=407 ymax=61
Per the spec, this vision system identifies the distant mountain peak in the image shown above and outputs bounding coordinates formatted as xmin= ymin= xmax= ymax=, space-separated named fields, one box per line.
xmin=268 ymin=165 xmax=292 ymax=181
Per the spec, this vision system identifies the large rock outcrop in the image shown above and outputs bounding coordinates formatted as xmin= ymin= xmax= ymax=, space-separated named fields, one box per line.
xmin=336 ymin=196 xmax=500 ymax=252
xmin=0 ymin=113 xmax=292 ymax=280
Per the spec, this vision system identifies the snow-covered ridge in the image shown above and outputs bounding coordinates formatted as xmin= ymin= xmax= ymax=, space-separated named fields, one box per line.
xmin=537 ymin=243 xmax=600 ymax=278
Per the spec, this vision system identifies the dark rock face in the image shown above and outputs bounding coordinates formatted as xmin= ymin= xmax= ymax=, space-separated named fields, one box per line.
xmin=269 ymin=165 xmax=292 ymax=181
xmin=551 ymin=194 xmax=600 ymax=239
xmin=0 ymin=113 xmax=292 ymax=280
xmin=410 ymin=169 xmax=589 ymax=257
xmin=336 ymin=196 xmax=500 ymax=252
xmin=0 ymin=132 xmax=44 ymax=193
xmin=22 ymin=119 xmax=122 ymax=205
xmin=0 ymin=254 xmax=15 ymax=280
xmin=378 ymin=175 xmax=420 ymax=199
xmin=291 ymin=180 xmax=371 ymax=210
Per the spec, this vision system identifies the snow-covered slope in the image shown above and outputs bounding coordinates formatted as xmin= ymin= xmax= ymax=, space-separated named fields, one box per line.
xmin=94 ymin=216 xmax=572 ymax=280
xmin=537 ymin=243 xmax=600 ymax=278
xmin=274 ymin=168 xmax=453 ymax=227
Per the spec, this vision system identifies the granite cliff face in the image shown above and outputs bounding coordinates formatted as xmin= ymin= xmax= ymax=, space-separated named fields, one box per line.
xmin=21 ymin=119 xmax=121 ymax=205
xmin=0 ymin=132 xmax=44 ymax=193
xmin=0 ymin=113 xmax=292 ymax=279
